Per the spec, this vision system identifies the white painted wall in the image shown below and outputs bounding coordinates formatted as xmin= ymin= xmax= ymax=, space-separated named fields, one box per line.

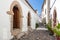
xmin=0 ymin=0 xmax=39 ymax=40
xmin=50 ymin=0 xmax=60 ymax=27
xmin=41 ymin=0 xmax=48 ymax=24
xmin=0 ymin=0 xmax=14 ymax=40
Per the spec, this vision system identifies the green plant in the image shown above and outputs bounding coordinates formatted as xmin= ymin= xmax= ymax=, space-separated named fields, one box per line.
xmin=35 ymin=23 xmax=39 ymax=28
xmin=53 ymin=23 xmax=60 ymax=36
xmin=57 ymin=23 xmax=60 ymax=29
xmin=53 ymin=28 xmax=60 ymax=36
xmin=46 ymin=24 xmax=52 ymax=31
xmin=46 ymin=24 xmax=54 ymax=35
xmin=46 ymin=19 xmax=52 ymax=31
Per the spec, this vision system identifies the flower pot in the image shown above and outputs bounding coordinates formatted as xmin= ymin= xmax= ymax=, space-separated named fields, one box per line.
xmin=56 ymin=36 xmax=60 ymax=40
xmin=49 ymin=30 xmax=54 ymax=35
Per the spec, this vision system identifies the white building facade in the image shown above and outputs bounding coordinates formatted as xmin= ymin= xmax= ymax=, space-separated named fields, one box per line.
xmin=0 ymin=0 xmax=39 ymax=40
xmin=50 ymin=0 xmax=60 ymax=28
xmin=41 ymin=0 xmax=50 ymax=24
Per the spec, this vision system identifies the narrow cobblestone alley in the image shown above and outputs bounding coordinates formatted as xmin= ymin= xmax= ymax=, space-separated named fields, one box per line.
xmin=19 ymin=30 xmax=56 ymax=40
xmin=11 ymin=23 xmax=56 ymax=40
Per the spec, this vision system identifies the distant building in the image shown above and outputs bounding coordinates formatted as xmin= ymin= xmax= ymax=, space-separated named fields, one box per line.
xmin=0 ymin=0 xmax=39 ymax=40
xmin=41 ymin=0 xmax=50 ymax=24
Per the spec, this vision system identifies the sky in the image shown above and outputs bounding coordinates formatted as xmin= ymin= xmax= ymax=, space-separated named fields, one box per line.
xmin=28 ymin=0 xmax=44 ymax=15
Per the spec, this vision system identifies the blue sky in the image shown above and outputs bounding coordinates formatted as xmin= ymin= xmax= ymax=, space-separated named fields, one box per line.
xmin=28 ymin=0 xmax=44 ymax=15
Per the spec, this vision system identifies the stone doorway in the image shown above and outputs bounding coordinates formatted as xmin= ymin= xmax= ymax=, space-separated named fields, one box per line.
xmin=6 ymin=1 xmax=23 ymax=39
xmin=9 ymin=1 xmax=23 ymax=36
xmin=27 ymin=13 xmax=32 ymax=31
xmin=53 ymin=9 xmax=57 ymax=27
xmin=12 ymin=6 xmax=21 ymax=36
xmin=28 ymin=13 xmax=31 ymax=26
xmin=13 ymin=6 xmax=20 ymax=29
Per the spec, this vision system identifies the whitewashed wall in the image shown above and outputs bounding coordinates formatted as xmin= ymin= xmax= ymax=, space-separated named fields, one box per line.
xmin=50 ymin=0 xmax=60 ymax=27
xmin=0 ymin=0 xmax=14 ymax=40
xmin=0 ymin=0 xmax=39 ymax=40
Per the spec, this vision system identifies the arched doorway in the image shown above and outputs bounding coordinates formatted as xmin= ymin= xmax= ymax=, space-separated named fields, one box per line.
xmin=53 ymin=9 xmax=57 ymax=27
xmin=9 ymin=1 xmax=22 ymax=36
xmin=27 ymin=12 xmax=32 ymax=31
xmin=28 ymin=13 xmax=31 ymax=26
xmin=13 ymin=6 xmax=20 ymax=29
xmin=12 ymin=6 xmax=21 ymax=36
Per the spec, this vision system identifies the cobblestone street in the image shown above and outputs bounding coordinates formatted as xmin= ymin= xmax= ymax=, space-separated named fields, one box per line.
xmin=19 ymin=30 xmax=56 ymax=40
xmin=11 ymin=23 xmax=56 ymax=40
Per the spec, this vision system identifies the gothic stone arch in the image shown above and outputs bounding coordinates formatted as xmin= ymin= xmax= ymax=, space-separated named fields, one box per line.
xmin=7 ymin=1 xmax=23 ymax=36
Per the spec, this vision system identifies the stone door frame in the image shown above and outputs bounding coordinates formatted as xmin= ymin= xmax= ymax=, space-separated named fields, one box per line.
xmin=7 ymin=1 xmax=23 ymax=36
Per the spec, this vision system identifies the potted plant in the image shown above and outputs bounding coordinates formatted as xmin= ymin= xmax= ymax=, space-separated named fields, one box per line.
xmin=46 ymin=24 xmax=54 ymax=35
xmin=53 ymin=23 xmax=60 ymax=40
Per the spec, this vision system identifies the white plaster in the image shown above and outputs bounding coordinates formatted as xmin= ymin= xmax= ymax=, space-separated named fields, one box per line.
xmin=0 ymin=0 xmax=39 ymax=40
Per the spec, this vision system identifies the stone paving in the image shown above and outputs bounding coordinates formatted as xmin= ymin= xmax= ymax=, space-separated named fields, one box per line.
xmin=18 ymin=30 xmax=56 ymax=40
xmin=11 ymin=23 xmax=56 ymax=40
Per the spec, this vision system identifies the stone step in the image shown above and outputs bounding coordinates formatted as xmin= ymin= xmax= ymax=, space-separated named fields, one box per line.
xmin=36 ymin=28 xmax=48 ymax=30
